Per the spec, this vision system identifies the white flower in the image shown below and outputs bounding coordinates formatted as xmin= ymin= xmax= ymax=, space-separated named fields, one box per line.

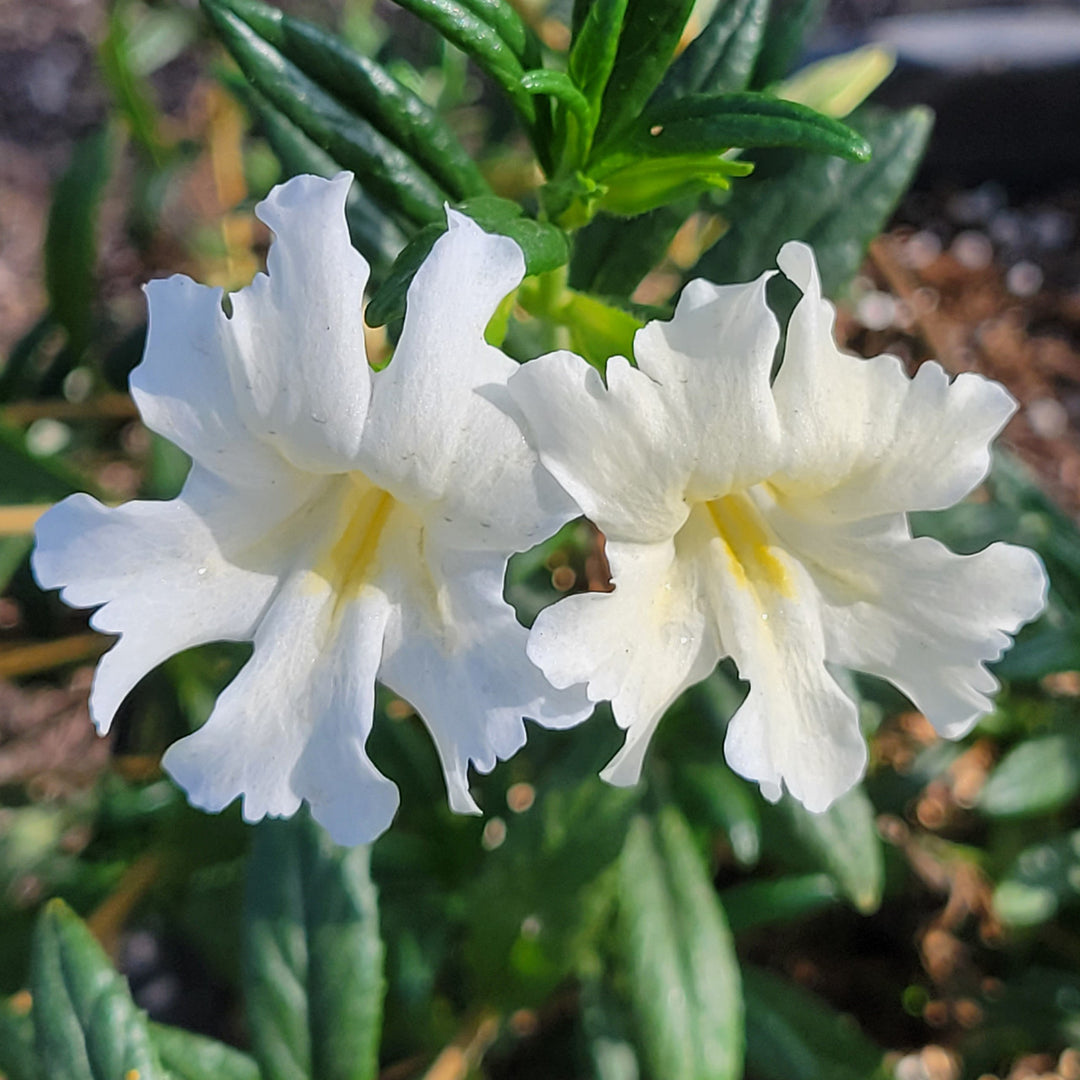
xmin=507 ymin=242 xmax=1048 ymax=812
xmin=32 ymin=172 xmax=590 ymax=845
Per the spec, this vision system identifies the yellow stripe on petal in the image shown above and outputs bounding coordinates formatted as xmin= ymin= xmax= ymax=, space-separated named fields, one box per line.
xmin=705 ymin=493 xmax=795 ymax=599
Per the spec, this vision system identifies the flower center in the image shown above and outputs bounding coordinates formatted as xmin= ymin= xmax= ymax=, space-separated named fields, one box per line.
xmin=704 ymin=491 xmax=794 ymax=598
xmin=316 ymin=474 xmax=397 ymax=606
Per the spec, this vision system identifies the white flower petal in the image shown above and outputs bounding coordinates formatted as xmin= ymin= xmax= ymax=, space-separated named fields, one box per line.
xmin=633 ymin=272 xmax=784 ymax=498
xmin=31 ymin=480 xmax=282 ymax=733
xmin=508 ymin=352 xmax=691 ymax=543
xmin=226 ymin=172 xmax=372 ymax=474
xmin=675 ymin=499 xmax=867 ymax=811
xmin=361 ymin=211 xmax=571 ymax=550
xmin=772 ymin=241 xmax=1016 ymax=521
xmin=133 ymin=275 xmax=284 ymax=488
xmin=774 ymin=509 xmax=1049 ymax=738
xmin=164 ymin=572 xmax=400 ymax=845
xmin=527 ymin=538 xmax=718 ymax=786
xmin=380 ymin=544 xmax=592 ymax=813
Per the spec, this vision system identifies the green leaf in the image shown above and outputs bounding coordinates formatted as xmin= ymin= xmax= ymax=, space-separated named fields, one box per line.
xmin=365 ymin=197 xmax=568 ymax=327
xmin=695 ymin=105 xmax=932 ymax=296
xmin=994 ymin=830 xmax=1080 ymax=928
xmin=670 ymin=760 xmax=761 ymax=868
xmin=226 ymin=78 xmax=407 ymax=278
xmin=243 ymin=814 xmax=384 ymax=1080
xmin=778 ymin=45 xmax=896 ymax=119
xmin=99 ymin=5 xmax=170 ymax=166
xmin=580 ymin=975 xmax=642 ymax=1080
xmin=552 ymin=291 xmax=642 ymax=372
xmin=596 ymin=154 xmax=754 ymax=216
xmin=389 ymin=0 xmax=533 ymax=123
xmin=597 ymin=92 xmax=871 ymax=173
xmin=979 ymin=733 xmax=1080 ymax=819
xmin=567 ymin=0 xmax=628 ymax=131
xmin=0 ymin=420 xmax=91 ymax=503
xmin=30 ymin=899 xmax=167 ymax=1080
xmin=44 ymin=127 xmax=112 ymax=362
xmin=721 ymin=873 xmax=837 ymax=933
xmin=764 ymin=786 xmax=883 ymax=913
xmin=655 ymin=0 xmax=771 ymax=99
xmin=568 ymin=206 xmax=684 ymax=297
xmin=749 ymin=0 xmax=825 ymax=89
xmin=202 ymin=0 xmax=448 ymax=226
xmin=465 ymin=770 xmax=639 ymax=1006
xmin=455 ymin=0 xmax=538 ymax=66
xmin=149 ymin=1022 xmax=261 ymax=1080
xmin=618 ymin=807 xmax=743 ymax=1080
xmin=0 ymin=997 xmax=41 ymax=1080
xmin=210 ymin=0 xmax=488 ymax=201
xmin=591 ymin=0 xmax=697 ymax=149
xmin=742 ymin=965 xmax=886 ymax=1080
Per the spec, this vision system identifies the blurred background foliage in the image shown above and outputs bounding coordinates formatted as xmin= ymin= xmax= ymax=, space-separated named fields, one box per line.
xmin=1 ymin=0 xmax=1080 ymax=1078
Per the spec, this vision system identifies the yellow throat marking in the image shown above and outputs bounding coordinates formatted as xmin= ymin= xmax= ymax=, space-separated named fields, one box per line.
xmin=318 ymin=479 xmax=396 ymax=603
xmin=705 ymin=493 xmax=794 ymax=598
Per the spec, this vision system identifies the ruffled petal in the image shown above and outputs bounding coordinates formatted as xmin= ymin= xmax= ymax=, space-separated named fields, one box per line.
xmin=508 ymin=353 xmax=691 ymax=543
xmin=769 ymin=507 xmax=1049 ymax=738
xmin=361 ymin=211 xmax=571 ymax=551
xmin=633 ymin=272 xmax=784 ymax=499
xmin=771 ymin=241 xmax=1016 ymax=521
xmin=226 ymin=172 xmax=373 ymax=474
xmin=527 ymin=538 xmax=718 ymax=786
xmin=133 ymin=173 xmax=371 ymax=484
xmin=133 ymin=275 xmax=284 ymax=488
xmin=163 ymin=570 xmax=400 ymax=845
xmin=379 ymin=543 xmax=593 ymax=813
xmin=673 ymin=500 xmax=868 ymax=811
xmin=31 ymin=476 xmax=286 ymax=734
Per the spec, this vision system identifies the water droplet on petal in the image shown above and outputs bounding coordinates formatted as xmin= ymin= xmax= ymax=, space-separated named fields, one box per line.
xmin=197 ymin=567 xmax=208 ymax=577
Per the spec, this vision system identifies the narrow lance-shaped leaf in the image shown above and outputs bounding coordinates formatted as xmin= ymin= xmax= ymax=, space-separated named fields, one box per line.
xmin=591 ymin=0 xmax=697 ymax=149
xmin=742 ymin=965 xmax=886 ymax=1080
xmin=567 ymin=0 xmax=628 ymax=135
xmin=208 ymin=0 xmax=489 ymax=201
xmin=654 ymin=0 xmax=771 ymax=101
xmin=366 ymin=196 xmax=568 ymax=327
xmin=594 ymin=92 xmax=871 ymax=175
xmin=244 ymin=813 xmax=384 ymax=1080
xmin=226 ymin=75 xmax=407 ymax=277
xmin=390 ymin=0 xmax=533 ymax=123
xmin=149 ymin=1022 xmax=261 ymax=1080
xmin=456 ymin=0 xmax=539 ymax=66
xmin=202 ymin=0 xmax=448 ymax=226
xmin=30 ymin=899 xmax=168 ymax=1080
xmin=617 ymin=807 xmax=743 ymax=1080
xmin=694 ymin=105 xmax=932 ymax=295
xmin=44 ymin=127 xmax=112 ymax=362
xmin=749 ymin=0 xmax=825 ymax=89
xmin=0 ymin=997 xmax=41 ymax=1080
xmin=763 ymin=785 xmax=884 ymax=913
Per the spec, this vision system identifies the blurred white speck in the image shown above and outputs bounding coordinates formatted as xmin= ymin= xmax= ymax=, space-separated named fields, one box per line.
xmin=1005 ymin=259 xmax=1044 ymax=298
xmin=63 ymin=367 xmax=93 ymax=402
xmin=1027 ymin=397 xmax=1068 ymax=439
xmin=481 ymin=817 xmax=506 ymax=851
xmin=28 ymin=48 xmax=80 ymax=115
xmin=903 ymin=230 xmax=942 ymax=270
xmin=197 ymin=566 xmax=208 ymax=577
xmin=26 ymin=418 xmax=70 ymax=457
xmin=1031 ymin=208 xmax=1072 ymax=251
xmin=856 ymin=290 xmax=897 ymax=330
xmin=951 ymin=231 xmax=993 ymax=270
xmin=520 ymin=914 xmax=541 ymax=939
